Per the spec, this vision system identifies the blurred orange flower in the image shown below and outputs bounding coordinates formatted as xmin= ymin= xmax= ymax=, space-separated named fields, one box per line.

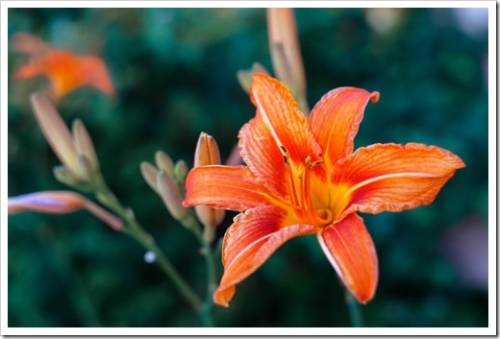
xmin=184 ymin=73 xmax=465 ymax=307
xmin=12 ymin=33 xmax=114 ymax=101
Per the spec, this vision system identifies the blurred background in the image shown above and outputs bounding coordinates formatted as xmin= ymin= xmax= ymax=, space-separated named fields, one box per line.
xmin=8 ymin=8 xmax=488 ymax=327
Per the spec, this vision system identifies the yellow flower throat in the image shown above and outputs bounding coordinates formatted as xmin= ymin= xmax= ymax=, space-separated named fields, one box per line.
xmin=282 ymin=151 xmax=351 ymax=228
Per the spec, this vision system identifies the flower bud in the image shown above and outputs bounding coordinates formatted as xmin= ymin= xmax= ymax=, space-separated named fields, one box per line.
xmin=53 ymin=165 xmax=79 ymax=187
xmin=193 ymin=132 xmax=226 ymax=241
xmin=140 ymin=161 xmax=159 ymax=192
xmin=226 ymin=144 xmax=243 ymax=166
xmin=72 ymin=119 xmax=99 ymax=171
xmin=8 ymin=191 xmax=84 ymax=214
xmin=174 ymin=160 xmax=188 ymax=183
xmin=194 ymin=132 xmax=221 ymax=167
xmin=76 ymin=155 xmax=94 ymax=181
xmin=156 ymin=170 xmax=187 ymax=220
xmin=155 ymin=151 xmax=174 ymax=177
xmin=237 ymin=63 xmax=268 ymax=94
xmin=267 ymin=8 xmax=308 ymax=112
xmin=8 ymin=191 xmax=122 ymax=231
xmin=30 ymin=92 xmax=85 ymax=178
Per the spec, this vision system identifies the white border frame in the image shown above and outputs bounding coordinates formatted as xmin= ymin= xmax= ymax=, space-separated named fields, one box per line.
xmin=1 ymin=1 xmax=496 ymax=336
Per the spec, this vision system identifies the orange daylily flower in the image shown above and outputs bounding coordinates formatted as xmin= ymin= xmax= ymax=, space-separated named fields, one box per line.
xmin=12 ymin=33 xmax=114 ymax=101
xmin=183 ymin=73 xmax=465 ymax=307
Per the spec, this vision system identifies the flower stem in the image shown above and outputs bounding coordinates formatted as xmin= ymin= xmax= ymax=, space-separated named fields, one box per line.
xmin=345 ymin=292 xmax=363 ymax=327
xmin=92 ymin=176 xmax=203 ymax=313
xmin=180 ymin=214 xmax=217 ymax=326
xmin=200 ymin=239 xmax=216 ymax=326
xmin=128 ymin=225 xmax=203 ymax=312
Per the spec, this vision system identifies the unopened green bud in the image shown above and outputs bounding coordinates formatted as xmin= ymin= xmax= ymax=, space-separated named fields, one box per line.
xmin=155 ymin=151 xmax=174 ymax=177
xmin=53 ymin=165 xmax=78 ymax=186
xmin=31 ymin=92 xmax=81 ymax=177
xmin=72 ymin=119 xmax=99 ymax=171
xmin=140 ymin=161 xmax=159 ymax=192
xmin=174 ymin=160 xmax=188 ymax=183
xmin=156 ymin=170 xmax=187 ymax=220
xmin=76 ymin=155 xmax=94 ymax=181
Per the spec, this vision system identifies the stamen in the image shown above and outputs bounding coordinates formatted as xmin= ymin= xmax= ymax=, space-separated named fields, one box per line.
xmin=301 ymin=155 xmax=323 ymax=223
xmin=279 ymin=145 xmax=289 ymax=157
xmin=287 ymin=166 xmax=300 ymax=208
xmin=300 ymin=163 xmax=312 ymax=216
xmin=305 ymin=156 xmax=323 ymax=169
xmin=281 ymin=148 xmax=300 ymax=209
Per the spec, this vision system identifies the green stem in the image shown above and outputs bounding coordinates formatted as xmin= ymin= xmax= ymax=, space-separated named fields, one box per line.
xmin=92 ymin=177 xmax=203 ymax=313
xmin=200 ymin=239 xmax=216 ymax=326
xmin=345 ymin=292 xmax=363 ymax=327
xmin=129 ymin=226 xmax=203 ymax=312
xmin=179 ymin=213 xmax=217 ymax=327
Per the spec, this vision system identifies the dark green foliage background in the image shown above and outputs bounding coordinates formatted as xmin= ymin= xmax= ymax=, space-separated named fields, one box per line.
xmin=8 ymin=8 xmax=488 ymax=327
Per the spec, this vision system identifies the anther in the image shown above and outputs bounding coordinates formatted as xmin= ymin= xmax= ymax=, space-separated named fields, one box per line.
xmin=280 ymin=145 xmax=290 ymax=164
xmin=305 ymin=155 xmax=323 ymax=169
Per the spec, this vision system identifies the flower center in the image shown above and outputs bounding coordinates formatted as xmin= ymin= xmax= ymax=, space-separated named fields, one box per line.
xmin=315 ymin=208 xmax=334 ymax=226
xmin=280 ymin=151 xmax=351 ymax=228
xmin=308 ymin=172 xmax=352 ymax=227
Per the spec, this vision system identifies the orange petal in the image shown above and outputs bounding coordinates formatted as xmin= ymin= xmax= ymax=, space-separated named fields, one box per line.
xmin=14 ymin=61 xmax=43 ymax=79
xmin=309 ymin=87 xmax=379 ymax=167
xmin=81 ymin=56 xmax=115 ymax=96
xmin=28 ymin=51 xmax=85 ymax=99
xmin=215 ymin=206 xmax=315 ymax=306
xmin=183 ymin=165 xmax=271 ymax=211
xmin=318 ymin=213 xmax=378 ymax=304
xmin=249 ymin=73 xmax=322 ymax=164
xmin=15 ymin=50 xmax=114 ymax=99
xmin=333 ymin=143 xmax=465 ymax=217
xmin=238 ymin=116 xmax=288 ymax=197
